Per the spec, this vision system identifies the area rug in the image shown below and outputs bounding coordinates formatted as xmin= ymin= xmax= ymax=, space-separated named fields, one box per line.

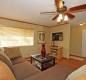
xmin=70 ymin=56 xmax=84 ymax=61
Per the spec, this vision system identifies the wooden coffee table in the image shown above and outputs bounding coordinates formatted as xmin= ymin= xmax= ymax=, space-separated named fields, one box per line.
xmin=31 ymin=54 xmax=55 ymax=71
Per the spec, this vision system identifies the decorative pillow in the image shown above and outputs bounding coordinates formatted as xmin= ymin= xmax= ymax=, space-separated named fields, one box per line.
xmin=0 ymin=60 xmax=16 ymax=80
xmin=0 ymin=49 xmax=12 ymax=64
xmin=66 ymin=65 xmax=86 ymax=80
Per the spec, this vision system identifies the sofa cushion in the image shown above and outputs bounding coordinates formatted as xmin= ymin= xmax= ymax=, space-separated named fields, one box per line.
xmin=4 ymin=47 xmax=22 ymax=59
xmin=13 ymin=61 xmax=41 ymax=80
xmin=0 ymin=60 xmax=16 ymax=80
xmin=24 ymin=64 xmax=75 ymax=80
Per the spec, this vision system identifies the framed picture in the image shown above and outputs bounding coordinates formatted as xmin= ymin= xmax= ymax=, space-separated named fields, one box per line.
xmin=38 ymin=31 xmax=46 ymax=43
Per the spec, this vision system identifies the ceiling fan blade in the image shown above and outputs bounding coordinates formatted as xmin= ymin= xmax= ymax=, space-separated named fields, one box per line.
xmin=66 ymin=12 xmax=75 ymax=19
xmin=52 ymin=14 xmax=59 ymax=20
xmin=69 ymin=4 xmax=86 ymax=13
xmin=40 ymin=11 xmax=56 ymax=14
xmin=55 ymin=0 xmax=63 ymax=9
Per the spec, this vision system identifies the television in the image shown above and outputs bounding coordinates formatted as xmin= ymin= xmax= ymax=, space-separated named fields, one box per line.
xmin=52 ymin=32 xmax=63 ymax=41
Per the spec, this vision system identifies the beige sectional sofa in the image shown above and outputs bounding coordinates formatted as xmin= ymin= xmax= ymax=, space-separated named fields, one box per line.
xmin=0 ymin=47 xmax=75 ymax=80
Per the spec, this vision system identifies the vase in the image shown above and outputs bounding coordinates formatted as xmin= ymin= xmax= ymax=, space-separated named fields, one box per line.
xmin=41 ymin=44 xmax=46 ymax=57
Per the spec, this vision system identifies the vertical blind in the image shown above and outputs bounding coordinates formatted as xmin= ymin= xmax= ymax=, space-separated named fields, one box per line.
xmin=0 ymin=27 xmax=34 ymax=47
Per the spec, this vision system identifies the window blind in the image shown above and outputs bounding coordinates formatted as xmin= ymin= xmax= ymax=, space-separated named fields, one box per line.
xmin=0 ymin=27 xmax=34 ymax=47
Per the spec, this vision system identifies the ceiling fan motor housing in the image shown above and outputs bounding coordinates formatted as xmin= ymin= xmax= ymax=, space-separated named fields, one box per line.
xmin=57 ymin=6 xmax=67 ymax=13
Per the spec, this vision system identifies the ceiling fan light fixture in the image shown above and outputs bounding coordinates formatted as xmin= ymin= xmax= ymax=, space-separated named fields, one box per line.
xmin=57 ymin=14 xmax=68 ymax=22
xmin=64 ymin=15 xmax=68 ymax=21
xmin=80 ymin=23 xmax=85 ymax=26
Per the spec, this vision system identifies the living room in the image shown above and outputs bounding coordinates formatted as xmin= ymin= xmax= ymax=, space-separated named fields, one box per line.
xmin=0 ymin=18 xmax=70 ymax=59
xmin=0 ymin=13 xmax=86 ymax=80
xmin=0 ymin=17 xmax=86 ymax=59
xmin=0 ymin=0 xmax=86 ymax=80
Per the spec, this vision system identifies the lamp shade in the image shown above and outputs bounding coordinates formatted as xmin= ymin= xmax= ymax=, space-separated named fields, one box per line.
xmin=57 ymin=14 xmax=63 ymax=22
xmin=64 ymin=15 xmax=68 ymax=21
xmin=57 ymin=16 xmax=61 ymax=22
xmin=59 ymin=14 xmax=63 ymax=20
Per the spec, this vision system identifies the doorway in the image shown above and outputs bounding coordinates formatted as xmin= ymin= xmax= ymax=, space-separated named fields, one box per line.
xmin=82 ymin=29 xmax=86 ymax=57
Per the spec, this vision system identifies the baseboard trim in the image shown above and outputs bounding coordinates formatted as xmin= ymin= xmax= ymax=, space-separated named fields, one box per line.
xmin=70 ymin=54 xmax=85 ymax=59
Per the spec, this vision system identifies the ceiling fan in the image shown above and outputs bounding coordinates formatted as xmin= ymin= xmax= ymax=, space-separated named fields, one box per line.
xmin=40 ymin=0 xmax=86 ymax=21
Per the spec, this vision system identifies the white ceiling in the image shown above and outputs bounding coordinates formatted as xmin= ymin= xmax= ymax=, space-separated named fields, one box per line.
xmin=0 ymin=0 xmax=86 ymax=27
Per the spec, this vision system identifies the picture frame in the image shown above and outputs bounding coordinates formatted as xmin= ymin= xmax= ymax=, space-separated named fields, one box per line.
xmin=38 ymin=31 xmax=46 ymax=43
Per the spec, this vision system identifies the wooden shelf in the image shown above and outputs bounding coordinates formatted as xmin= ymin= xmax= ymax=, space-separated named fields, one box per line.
xmin=50 ymin=46 xmax=63 ymax=60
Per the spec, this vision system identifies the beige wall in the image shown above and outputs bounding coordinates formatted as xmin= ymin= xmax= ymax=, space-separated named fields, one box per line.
xmin=70 ymin=24 xmax=86 ymax=56
xmin=70 ymin=25 xmax=82 ymax=56
xmin=50 ymin=24 xmax=70 ymax=58
xmin=0 ymin=18 xmax=71 ymax=58
xmin=0 ymin=18 xmax=50 ymax=58
xmin=43 ymin=27 xmax=51 ymax=53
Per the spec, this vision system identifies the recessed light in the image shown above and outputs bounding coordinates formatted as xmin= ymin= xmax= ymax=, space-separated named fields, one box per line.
xmin=80 ymin=23 xmax=85 ymax=26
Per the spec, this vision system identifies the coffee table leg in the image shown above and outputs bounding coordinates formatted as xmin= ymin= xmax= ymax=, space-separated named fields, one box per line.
xmin=41 ymin=64 xmax=43 ymax=71
xmin=31 ymin=57 xmax=32 ymax=64
xmin=53 ymin=59 xmax=55 ymax=66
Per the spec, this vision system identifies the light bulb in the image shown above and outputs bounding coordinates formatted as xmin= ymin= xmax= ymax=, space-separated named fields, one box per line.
xmin=57 ymin=16 xmax=61 ymax=22
xmin=59 ymin=14 xmax=63 ymax=20
xmin=80 ymin=23 xmax=85 ymax=26
xmin=64 ymin=15 xmax=68 ymax=21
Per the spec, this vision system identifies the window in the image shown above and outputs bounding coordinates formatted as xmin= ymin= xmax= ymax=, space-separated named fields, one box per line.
xmin=0 ymin=27 xmax=34 ymax=47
